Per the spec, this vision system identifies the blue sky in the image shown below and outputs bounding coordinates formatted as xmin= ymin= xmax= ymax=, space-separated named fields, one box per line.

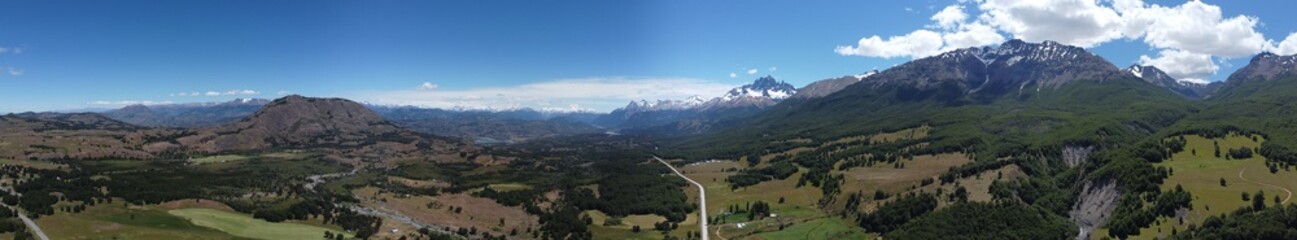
xmin=1 ymin=0 xmax=1295 ymax=113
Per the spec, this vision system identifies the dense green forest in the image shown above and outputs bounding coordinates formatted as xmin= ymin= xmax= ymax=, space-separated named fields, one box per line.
xmin=650 ymin=68 xmax=1297 ymax=239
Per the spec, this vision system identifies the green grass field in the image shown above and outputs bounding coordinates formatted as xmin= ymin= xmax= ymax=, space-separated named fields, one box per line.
xmin=190 ymin=155 xmax=249 ymax=164
xmin=168 ymin=208 xmax=351 ymax=240
xmin=0 ymin=158 xmax=66 ymax=170
xmin=757 ymin=217 xmax=874 ymax=240
xmin=1098 ymin=133 xmax=1297 ymax=240
xmin=37 ymin=200 xmax=241 ymax=239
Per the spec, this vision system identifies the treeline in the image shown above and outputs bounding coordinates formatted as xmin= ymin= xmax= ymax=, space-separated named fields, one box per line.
xmin=1171 ymin=203 xmax=1297 ymax=239
xmin=580 ymin=173 xmax=692 ymax=221
xmin=857 ymin=193 xmax=937 ymax=233
xmin=725 ymin=162 xmax=796 ymax=189
xmin=1105 ymin=185 xmax=1193 ymax=238
xmin=884 ymin=202 xmax=1076 ymax=240
xmin=0 ymin=158 xmax=394 ymax=238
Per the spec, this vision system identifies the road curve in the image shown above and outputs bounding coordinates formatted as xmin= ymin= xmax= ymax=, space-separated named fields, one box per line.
xmin=654 ymin=156 xmax=709 ymax=240
xmin=17 ymin=212 xmax=48 ymax=240
xmin=1239 ymin=167 xmax=1293 ymax=204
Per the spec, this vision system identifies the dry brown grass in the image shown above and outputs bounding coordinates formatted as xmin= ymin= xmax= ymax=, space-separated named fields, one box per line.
xmin=387 ymin=176 xmax=450 ymax=189
xmin=838 ymin=153 xmax=971 ymax=195
xmin=868 ymin=125 xmax=932 ymax=144
xmin=353 ymin=187 xmax=539 ymax=238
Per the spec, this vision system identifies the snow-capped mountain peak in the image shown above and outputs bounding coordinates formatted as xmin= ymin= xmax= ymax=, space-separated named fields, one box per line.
xmin=854 ymin=70 xmax=879 ymax=80
xmin=1128 ymin=65 xmax=1143 ymax=77
xmin=721 ymin=75 xmax=797 ymax=101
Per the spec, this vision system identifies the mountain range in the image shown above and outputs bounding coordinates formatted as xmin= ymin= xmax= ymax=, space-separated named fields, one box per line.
xmin=7 ymin=38 xmax=1297 ymax=240
xmin=593 ymin=75 xmax=800 ymax=133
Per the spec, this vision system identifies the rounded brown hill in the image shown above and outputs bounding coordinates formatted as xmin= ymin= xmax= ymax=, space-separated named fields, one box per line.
xmin=177 ymin=95 xmax=465 ymax=154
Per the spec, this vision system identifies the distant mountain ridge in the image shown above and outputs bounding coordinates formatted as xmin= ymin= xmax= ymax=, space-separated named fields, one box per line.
xmin=1125 ymin=65 xmax=1219 ymax=99
xmin=370 ymin=106 xmax=602 ymax=144
xmin=172 ymin=95 xmax=472 ymax=158
xmin=854 ymin=39 xmax=1127 ymax=102
xmin=790 ymin=71 xmax=877 ymax=99
xmin=595 ymin=76 xmax=797 ymax=131
xmin=103 ymin=98 xmax=270 ymax=128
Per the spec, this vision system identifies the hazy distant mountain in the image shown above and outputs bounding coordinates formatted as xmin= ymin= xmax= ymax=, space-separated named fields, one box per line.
xmin=370 ymin=106 xmax=602 ymax=144
xmin=1125 ymin=65 xmax=1219 ymax=99
xmin=1211 ymin=52 xmax=1297 ymax=100
xmin=2 ymin=112 xmax=139 ymax=132
xmin=595 ymin=76 xmax=797 ymax=131
xmin=789 ymin=71 xmax=877 ymax=99
xmin=173 ymin=95 xmax=468 ymax=155
xmin=102 ymin=98 xmax=270 ymax=128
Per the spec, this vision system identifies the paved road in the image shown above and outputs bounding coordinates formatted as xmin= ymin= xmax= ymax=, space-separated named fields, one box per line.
xmin=17 ymin=211 xmax=48 ymax=240
xmin=1239 ymin=167 xmax=1293 ymax=204
xmin=1 ymin=204 xmax=48 ymax=240
xmin=654 ymin=156 xmax=709 ymax=240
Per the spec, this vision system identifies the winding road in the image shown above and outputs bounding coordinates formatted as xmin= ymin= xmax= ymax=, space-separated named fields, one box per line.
xmin=0 ymin=204 xmax=48 ymax=240
xmin=1239 ymin=167 xmax=1293 ymax=204
xmin=654 ymin=156 xmax=709 ymax=240
xmin=17 ymin=212 xmax=48 ymax=240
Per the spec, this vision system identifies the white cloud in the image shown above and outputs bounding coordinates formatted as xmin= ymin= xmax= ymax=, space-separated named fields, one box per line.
xmin=0 ymin=48 xmax=6 ymax=54
xmin=977 ymin=0 xmax=1123 ymax=48
xmin=277 ymin=90 xmax=293 ymax=95
xmin=89 ymin=100 xmax=174 ymax=106
xmin=225 ymin=89 xmax=258 ymax=95
xmin=931 ymin=5 xmax=969 ymax=30
xmin=354 ymin=77 xmax=736 ymax=112
xmin=729 ymin=72 xmax=737 ymax=78
xmin=1268 ymin=32 xmax=1297 ymax=55
xmin=746 ymin=68 xmax=759 ymax=75
xmin=1139 ymin=49 xmax=1218 ymax=80
xmin=768 ymin=67 xmax=778 ymax=72
xmin=837 ymin=0 xmax=1285 ymax=82
xmin=5 ymin=67 xmax=21 ymax=76
xmin=541 ymin=104 xmax=595 ymax=113
xmin=173 ymin=89 xmax=260 ymax=97
xmin=836 ymin=29 xmax=945 ymax=59
xmin=1117 ymin=0 xmax=1266 ymax=57
xmin=940 ymin=22 xmax=1006 ymax=51
xmin=417 ymin=82 xmax=439 ymax=91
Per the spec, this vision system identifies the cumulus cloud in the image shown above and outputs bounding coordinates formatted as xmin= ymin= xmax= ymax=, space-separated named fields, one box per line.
xmin=746 ymin=68 xmax=759 ymax=75
xmin=768 ymin=67 xmax=778 ymax=72
xmin=941 ymin=22 xmax=1006 ymax=51
xmin=838 ymin=0 xmax=1288 ymax=81
xmin=837 ymin=3 xmax=1004 ymax=59
xmin=729 ymin=72 xmax=737 ymax=78
xmin=417 ymin=82 xmax=438 ymax=91
xmin=354 ymin=77 xmax=737 ymax=112
xmin=931 ymin=5 xmax=969 ymax=30
xmin=835 ymin=29 xmax=946 ymax=59
xmin=978 ymin=0 xmax=1123 ymax=48
xmin=1118 ymin=0 xmax=1266 ymax=57
xmin=1269 ymin=33 xmax=1297 ymax=56
xmin=5 ymin=67 xmax=21 ymax=76
xmin=1139 ymin=49 xmax=1217 ymax=83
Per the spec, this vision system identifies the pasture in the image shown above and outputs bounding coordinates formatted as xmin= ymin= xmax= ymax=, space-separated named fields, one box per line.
xmin=168 ymin=208 xmax=351 ymax=240
xmin=1102 ymin=133 xmax=1297 ymax=240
